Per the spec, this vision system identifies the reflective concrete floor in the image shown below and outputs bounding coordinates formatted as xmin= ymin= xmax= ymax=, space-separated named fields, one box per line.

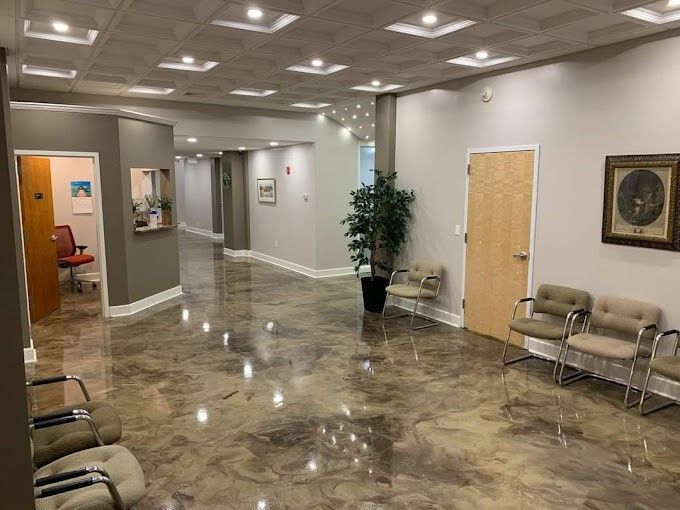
xmin=28 ymin=232 xmax=680 ymax=509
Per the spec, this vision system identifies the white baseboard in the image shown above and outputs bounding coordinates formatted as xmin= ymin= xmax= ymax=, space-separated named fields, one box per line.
xmin=178 ymin=221 xmax=187 ymax=227
xmin=182 ymin=225 xmax=224 ymax=241
xmin=24 ymin=346 xmax=36 ymax=364
xmin=526 ymin=337 xmax=680 ymax=400
xmin=389 ymin=296 xmax=461 ymax=327
xmin=109 ymin=285 xmax=183 ymax=317
xmin=223 ymin=248 xmax=368 ymax=279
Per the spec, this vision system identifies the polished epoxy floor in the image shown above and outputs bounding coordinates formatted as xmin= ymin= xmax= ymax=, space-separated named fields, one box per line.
xmin=28 ymin=232 xmax=680 ymax=509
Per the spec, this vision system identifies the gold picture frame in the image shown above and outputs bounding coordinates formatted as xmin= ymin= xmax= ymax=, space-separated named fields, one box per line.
xmin=602 ymin=154 xmax=680 ymax=251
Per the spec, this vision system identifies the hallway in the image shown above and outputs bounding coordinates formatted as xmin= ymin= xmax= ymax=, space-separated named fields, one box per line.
xmin=28 ymin=232 xmax=680 ymax=509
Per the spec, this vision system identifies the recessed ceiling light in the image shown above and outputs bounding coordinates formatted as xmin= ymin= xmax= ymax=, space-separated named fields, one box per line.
xmin=365 ymin=112 xmax=369 ymax=117
xmin=21 ymin=64 xmax=77 ymax=79
xmin=52 ymin=21 xmax=69 ymax=33
xmin=356 ymin=104 xmax=361 ymax=109
xmin=270 ymin=141 xmax=279 ymax=146
xmin=669 ymin=0 xmax=680 ymax=7
xmin=341 ymin=117 xmax=345 ymax=121
xmin=187 ymin=137 xmax=198 ymax=143
xmin=371 ymin=123 xmax=375 ymax=127
xmin=332 ymin=110 xmax=336 ymax=114
xmin=218 ymin=151 xmax=223 ymax=155
xmin=365 ymin=135 xmax=369 ymax=139
xmin=247 ymin=8 xmax=263 ymax=19
xmin=476 ymin=50 xmax=489 ymax=60
xmin=422 ymin=14 xmax=438 ymax=25
xmin=128 ymin=85 xmax=174 ymax=95
xmin=311 ymin=58 xmax=323 ymax=67
xmin=196 ymin=153 xmax=204 ymax=157
xmin=175 ymin=156 xmax=182 ymax=160
xmin=359 ymin=125 xmax=363 ymax=129
xmin=371 ymin=80 xmax=381 ymax=87
xmin=352 ymin=114 xmax=357 ymax=119
xmin=238 ymin=146 xmax=246 ymax=150
xmin=182 ymin=56 xmax=194 ymax=64
xmin=370 ymin=101 xmax=374 ymax=105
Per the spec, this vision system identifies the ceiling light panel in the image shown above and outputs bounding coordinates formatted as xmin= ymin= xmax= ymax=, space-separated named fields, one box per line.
xmin=212 ymin=4 xmax=299 ymax=34
xmin=23 ymin=20 xmax=99 ymax=45
xmin=351 ymin=82 xmax=403 ymax=92
xmin=622 ymin=0 xmax=680 ymax=24
xmin=286 ymin=61 xmax=349 ymax=75
xmin=291 ymin=102 xmax=332 ymax=108
xmin=158 ymin=57 xmax=219 ymax=72
xmin=230 ymin=88 xmax=278 ymax=97
xmin=21 ymin=64 xmax=77 ymax=79
xmin=447 ymin=51 xmax=519 ymax=68
xmin=128 ymin=85 xmax=175 ymax=94
xmin=385 ymin=11 xmax=476 ymax=39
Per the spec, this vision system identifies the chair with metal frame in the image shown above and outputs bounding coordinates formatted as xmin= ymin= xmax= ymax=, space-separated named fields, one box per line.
xmin=557 ymin=296 xmax=661 ymax=408
xmin=639 ymin=329 xmax=680 ymax=416
xmin=502 ymin=284 xmax=590 ymax=382
xmin=32 ymin=439 xmax=146 ymax=510
xmin=382 ymin=261 xmax=443 ymax=330
xmin=27 ymin=374 xmax=123 ymax=468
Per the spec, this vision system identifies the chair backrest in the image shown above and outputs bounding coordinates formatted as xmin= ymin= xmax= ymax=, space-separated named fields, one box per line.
xmin=533 ymin=284 xmax=590 ymax=318
xmin=54 ymin=225 xmax=76 ymax=259
xmin=591 ymin=296 xmax=661 ymax=337
xmin=408 ymin=261 xmax=443 ymax=291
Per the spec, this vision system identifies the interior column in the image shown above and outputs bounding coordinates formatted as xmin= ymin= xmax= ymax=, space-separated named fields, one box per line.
xmin=0 ymin=47 xmax=37 ymax=508
xmin=221 ymin=151 xmax=249 ymax=253
xmin=374 ymin=93 xmax=397 ymax=174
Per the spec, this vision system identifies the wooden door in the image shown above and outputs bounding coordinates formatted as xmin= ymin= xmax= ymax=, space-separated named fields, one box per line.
xmin=18 ymin=156 xmax=60 ymax=321
xmin=464 ymin=150 xmax=534 ymax=344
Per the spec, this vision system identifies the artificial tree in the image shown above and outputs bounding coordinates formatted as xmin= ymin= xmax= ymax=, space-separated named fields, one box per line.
xmin=341 ymin=170 xmax=415 ymax=311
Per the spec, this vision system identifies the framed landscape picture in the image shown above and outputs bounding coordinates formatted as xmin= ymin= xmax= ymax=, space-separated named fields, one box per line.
xmin=603 ymin=154 xmax=680 ymax=251
xmin=257 ymin=178 xmax=276 ymax=203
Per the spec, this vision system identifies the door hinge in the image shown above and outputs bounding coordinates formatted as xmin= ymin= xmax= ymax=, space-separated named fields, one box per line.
xmin=464 ymin=232 xmax=468 ymax=243
xmin=467 ymin=164 xmax=471 ymax=175
xmin=462 ymin=298 xmax=465 ymax=309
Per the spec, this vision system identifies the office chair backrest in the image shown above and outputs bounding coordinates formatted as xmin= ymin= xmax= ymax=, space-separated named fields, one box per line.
xmin=54 ymin=225 xmax=76 ymax=259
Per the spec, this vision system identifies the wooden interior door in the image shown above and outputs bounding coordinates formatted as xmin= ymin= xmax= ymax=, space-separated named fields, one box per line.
xmin=464 ymin=150 xmax=534 ymax=344
xmin=18 ymin=156 xmax=60 ymax=321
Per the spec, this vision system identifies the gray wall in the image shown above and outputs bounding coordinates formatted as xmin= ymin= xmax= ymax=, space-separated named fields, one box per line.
xmin=395 ymin=31 xmax=680 ymax=327
xmin=248 ymin=144 xmax=316 ymax=268
xmin=174 ymin=159 xmax=186 ymax=224
xmin=210 ymin=158 xmax=223 ymax=235
xmin=181 ymin=158 xmax=213 ymax=232
xmin=117 ymin=117 xmax=179 ymax=303
xmin=8 ymin=91 xmax=361 ymax=270
xmin=0 ymin=47 xmax=35 ymax=509
xmin=222 ymin=152 xmax=249 ymax=251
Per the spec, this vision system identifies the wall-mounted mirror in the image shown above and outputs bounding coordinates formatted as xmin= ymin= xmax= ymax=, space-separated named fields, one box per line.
xmin=131 ymin=168 xmax=173 ymax=233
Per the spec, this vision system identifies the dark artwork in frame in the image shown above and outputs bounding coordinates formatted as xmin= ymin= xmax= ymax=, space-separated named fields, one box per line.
xmin=602 ymin=154 xmax=680 ymax=251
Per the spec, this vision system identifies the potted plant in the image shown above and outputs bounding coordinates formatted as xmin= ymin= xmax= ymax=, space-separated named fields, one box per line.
xmin=145 ymin=194 xmax=160 ymax=228
xmin=158 ymin=195 xmax=173 ymax=226
xmin=341 ymin=171 xmax=415 ymax=312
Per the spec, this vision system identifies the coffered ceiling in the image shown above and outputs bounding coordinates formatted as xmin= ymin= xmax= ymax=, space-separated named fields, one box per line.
xmin=2 ymin=0 xmax=680 ymax=142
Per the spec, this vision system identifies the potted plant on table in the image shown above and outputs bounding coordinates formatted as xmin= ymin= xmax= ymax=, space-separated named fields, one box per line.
xmin=159 ymin=195 xmax=173 ymax=226
xmin=341 ymin=171 xmax=415 ymax=313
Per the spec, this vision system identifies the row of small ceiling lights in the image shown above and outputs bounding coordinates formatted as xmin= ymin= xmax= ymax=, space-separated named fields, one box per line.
xmin=320 ymin=101 xmax=375 ymax=140
xmin=175 ymin=138 xmax=280 ymax=158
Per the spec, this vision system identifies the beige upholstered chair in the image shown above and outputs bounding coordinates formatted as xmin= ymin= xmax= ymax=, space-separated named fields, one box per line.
xmin=33 ymin=440 xmax=146 ymax=510
xmin=27 ymin=374 xmax=122 ymax=467
xmin=639 ymin=329 xmax=680 ymax=415
xmin=558 ymin=296 xmax=661 ymax=408
xmin=382 ymin=261 xmax=443 ymax=329
xmin=503 ymin=284 xmax=590 ymax=381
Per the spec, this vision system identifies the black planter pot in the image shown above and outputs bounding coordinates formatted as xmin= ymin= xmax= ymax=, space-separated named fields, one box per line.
xmin=361 ymin=276 xmax=389 ymax=313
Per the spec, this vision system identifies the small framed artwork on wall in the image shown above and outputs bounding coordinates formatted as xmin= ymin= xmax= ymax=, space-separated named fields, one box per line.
xmin=257 ymin=178 xmax=276 ymax=204
xmin=602 ymin=154 xmax=680 ymax=251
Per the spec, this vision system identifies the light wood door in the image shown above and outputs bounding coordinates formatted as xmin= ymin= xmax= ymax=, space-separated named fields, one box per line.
xmin=464 ymin=150 xmax=534 ymax=344
xmin=18 ymin=156 xmax=60 ymax=321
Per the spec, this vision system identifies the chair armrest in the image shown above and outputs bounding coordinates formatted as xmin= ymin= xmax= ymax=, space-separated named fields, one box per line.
xmin=34 ymin=466 xmax=109 ymax=487
xmin=634 ymin=324 xmax=659 ymax=356
xmin=650 ymin=329 xmax=680 ymax=359
xmin=29 ymin=411 xmax=104 ymax=446
xmin=76 ymin=245 xmax=88 ymax=254
xmin=388 ymin=269 xmax=409 ymax=286
xmin=511 ymin=297 xmax=534 ymax=320
xmin=30 ymin=408 xmax=90 ymax=424
xmin=34 ymin=475 xmax=125 ymax=509
xmin=26 ymin=374 xmax=92 ymax=401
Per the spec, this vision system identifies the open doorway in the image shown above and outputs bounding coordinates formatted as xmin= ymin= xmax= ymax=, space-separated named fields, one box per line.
xmin=15 ymin=152 xmax=109 ymax=323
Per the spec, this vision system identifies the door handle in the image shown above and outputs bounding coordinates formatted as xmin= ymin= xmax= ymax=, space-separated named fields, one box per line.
xmin=50 ymin=235 xmax=58 ymax=241
xmin=513 ymin=251 xmax=529 ymax=261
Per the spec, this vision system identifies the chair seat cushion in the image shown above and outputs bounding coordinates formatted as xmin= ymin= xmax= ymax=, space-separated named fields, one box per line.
xmin=34 ymin=445 xmax=145 ymax=510
xmin=567 ymin=333 xmax=650 ymax=360
xmin=32 ymin=401 xmax=122 ymax=468
xmin=650 ymin=356 xmax=680 ymax=381
xmin=58 ymin=255 xmax=95 ymax=267
xmin=509 ymin=317 xmax=565 ymax=340
xmin=386 ymin=284 xmax=436 ymax=299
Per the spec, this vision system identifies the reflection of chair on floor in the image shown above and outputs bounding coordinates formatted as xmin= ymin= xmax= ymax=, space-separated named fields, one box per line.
xmin=557 ymin=296 xmax=661 ymax=408
xmin=639 ymin=329 xmax=680 ymax=416
xmin=55 ymin=224 xmax=96 ymax=293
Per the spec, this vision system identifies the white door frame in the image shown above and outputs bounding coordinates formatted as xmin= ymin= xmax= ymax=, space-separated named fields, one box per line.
xmin=460 ymin=144 xmax=541 ymax=330
xmin=14 ymin=151 xmax=110 ymax=325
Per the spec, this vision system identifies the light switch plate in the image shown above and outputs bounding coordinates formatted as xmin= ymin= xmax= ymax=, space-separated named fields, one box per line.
xmin=455 ymin=224 xmax=461 ymax=235
xmin=303 ymin=193 xmax=309 ymax=202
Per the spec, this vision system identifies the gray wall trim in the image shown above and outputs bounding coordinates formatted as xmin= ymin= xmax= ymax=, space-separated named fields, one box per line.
xmin=0 ymin=47 xmax=36 ymax=509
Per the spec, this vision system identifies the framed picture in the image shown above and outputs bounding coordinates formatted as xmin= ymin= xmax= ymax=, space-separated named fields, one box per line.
xmin=257 ymin=178 xmax=276 ymax=203
xmin=602 ymin=154 xmax=680 ymax=251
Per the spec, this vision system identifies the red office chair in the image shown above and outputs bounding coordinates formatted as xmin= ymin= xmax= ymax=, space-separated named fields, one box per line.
xmin=54 ymin=225 xmax=96 ymax=293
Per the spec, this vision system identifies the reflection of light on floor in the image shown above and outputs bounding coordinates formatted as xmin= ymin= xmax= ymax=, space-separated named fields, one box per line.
xmin=182 ymin=309 xmax=189 ymax=321
xmin=243 ymin=361 xmax=253 ymax=379
xmin=196 ymin=407 xmax=208 ymax=424
xmin=306 ymin=459 xmax=317 ymax=471
xmin=266 ymin=321 xmax=275 ymax=332
xmin=257 ymin=501 xmax=266 ymax=510
xmin=202 ymin=322 xmax=210 ymax=332
xmin=273 ymin=390 xmax=284 ymax=407
xmin=350 ymin=433 xmax=356 ymax=442
xmin=223 ymin=332 xmax=229 ymax=346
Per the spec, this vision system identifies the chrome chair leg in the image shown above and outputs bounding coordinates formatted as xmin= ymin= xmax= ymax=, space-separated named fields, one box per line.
xmin=382 ymin=294 xmax=410 ymax=321
xmin=501 ymin=327 xmax=532 ymax=365
xmin=409 ymin=295 xmax=438 ymax=330
xmin=639 ymin=367 xmax=677 ymax=416
xmin=557 ymin=344 xmax=589 ymax=386
xmin=623 ymin=357 xmax=651 ymax=409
